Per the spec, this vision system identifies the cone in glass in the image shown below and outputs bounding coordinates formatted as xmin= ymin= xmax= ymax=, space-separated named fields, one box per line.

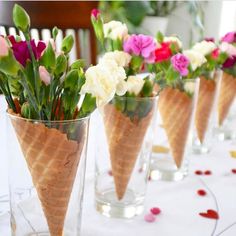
xmin=9 ymin=110 xmax=86 ymax=236
xmin=218 ymin=72 xmax=236 ymax=126
xmin=103 ymin=103 xmax=153 ymax=200
xmin=158 ymin=87 xmax=194 ymax=168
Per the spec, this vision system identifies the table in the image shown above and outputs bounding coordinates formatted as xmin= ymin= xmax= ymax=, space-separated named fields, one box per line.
xmin=1 ymin=95 xmax=236 ymax=236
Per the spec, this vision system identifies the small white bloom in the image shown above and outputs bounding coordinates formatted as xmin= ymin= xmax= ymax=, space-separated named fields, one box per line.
xmin=220 ymin=42 xmax=236 ymax=57
xmin=101 ymin=50 xmax=131 ymax=67
xmin=183 ymin=49 xmax=207 ymax=71
xmin=126 ymin=76 xmax=145 ymax=95
xmin=164 ymin=36 xmax=182 ymax=49
xmin=192 ymin=40 xmax=216 ymax=56
xmin=103 ymin=20 xmax=128 ymax=40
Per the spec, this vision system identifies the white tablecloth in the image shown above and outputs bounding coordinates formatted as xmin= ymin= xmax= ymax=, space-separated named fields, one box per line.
xmin=1 ymin=95 xmax=236 ymax=236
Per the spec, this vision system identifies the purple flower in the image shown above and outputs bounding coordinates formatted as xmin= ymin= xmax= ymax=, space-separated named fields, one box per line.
xmin=171 ymin=53 xmax=190 ymax=76
xmin=221 ymin=31 xmax=236 ymax=43
xmin=222 ymin=56 xmax=236 ymax=68
xmin=204 ymin=37 xmax=215 ymax=42
xmin=123 ymin=34 xmax=156 ymax=62
xmin=8 ymin=36 xmax=46 ymax=66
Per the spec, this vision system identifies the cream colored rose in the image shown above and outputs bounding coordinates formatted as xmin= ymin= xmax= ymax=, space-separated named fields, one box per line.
xmin=101 ymin=50 xmax=131 ymax=67
xmin=164 ymin=36 xmax=182 ymax=49
xmin=192 ymin=40 xmax=216 ymax=56
xmin=183 ymin=49 xmax=207 ymax=71
xmin=103 ymin=20 xmax=128 ymax=40
xmin=220 ymin=42 xmax=236 ymax=57
xmin=81 ymin=61 xmax=127 ymax=107
xmin=126 ymin=76 xmax=145 ymax=95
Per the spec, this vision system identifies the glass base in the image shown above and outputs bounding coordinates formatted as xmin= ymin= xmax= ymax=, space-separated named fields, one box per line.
xmin=95 ymin=188 xmax=144 ymax=219
xmin=215 ymin=128 xmax=236 ymax=141
xmin=150 ymin=157 xmax=188 ymax=181
xmin=192 ymin=139 xmax=210 ymax=154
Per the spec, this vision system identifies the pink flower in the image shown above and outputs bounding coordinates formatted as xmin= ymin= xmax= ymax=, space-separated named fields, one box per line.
xmin=123 ymin=34 xmax=156 ymax=62
xmin=91 ymin=8 xmax=100 ymax=20
xmin=171 ymin=53 xmax=189 ymax=76
xmin=204 ymin=37 xmax=215 ymax=42
xmin=221 ymin=31 xmax=236 ymax=43
xmin=8 ymin=36 xmax=46 ymax=66
xmin=0 ymin=36 xmax=9 ymax=57
xmin=222 ymin=56 xmax=236 ymax=68
xmin=220 ymin=42 xmax=236 ymax=57
xmin=211 ymin=48 xmax=219 ymax=59
xmin=155 ymin=42 xmax=172 ymax=62
xmin=39 ymin=66 xmax=51 ymax=85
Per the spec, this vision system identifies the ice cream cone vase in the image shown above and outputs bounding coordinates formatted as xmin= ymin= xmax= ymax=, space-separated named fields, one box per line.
xmin=192 ymin=70 xmax=222 ymax=154
xmin=7 ymin=111 xmax=89 ymax=236
xmin=150 ymin=79 xmax=199 ymax=181
xmin=95 ymin=96 xmax=157 ymax=219
xmin=215 ymin=71 xmax=236 ymax=140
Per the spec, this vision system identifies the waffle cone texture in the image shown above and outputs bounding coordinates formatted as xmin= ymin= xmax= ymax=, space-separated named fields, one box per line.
xmin=9 ymin=111 xmax=86 ymax=236
xmin=218 ymin=72 xmax=236 ymax=126
xmin=103 ymin=104 xmax=154 ymax=200
xmin=158 ymin=87 xmax=194 ymax=168
xmin=195 ymin=76 xmax=217 ymax=143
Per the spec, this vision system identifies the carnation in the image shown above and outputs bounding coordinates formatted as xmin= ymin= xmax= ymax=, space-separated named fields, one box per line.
xmin=163 ymin=36 xmax=182 ymax=49
xmin=103 ymin=21 xmax=128 ymax=40
xmin=192 ymin=40 xmax=217 ymax=56
xmin=126 ymin=75 xmax=145 ymax=95
xmin=220 ymin=42 xmax=236 ymax=57
xmin=183 ymin=49 xmax=206 ymax=71
xmin=101 ymin=50 xmax=131 ymax=67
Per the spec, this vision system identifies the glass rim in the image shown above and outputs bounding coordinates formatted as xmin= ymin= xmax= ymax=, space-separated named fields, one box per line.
xmin=112 ymin=94 xmax=158 ymax=102
xmin=6 ymin=109 xmax=90 ymax=124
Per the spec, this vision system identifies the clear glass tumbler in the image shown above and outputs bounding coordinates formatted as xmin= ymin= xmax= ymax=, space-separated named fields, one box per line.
xmin=95 ymin=96 xmax=157 ymax=219
xmin=150 ymin=78 xmax=199 ymax=181
xmin=192 ymin=70 xmax=222 ymax=154
xmin=7 ymin=111 xmax=89 ymax=236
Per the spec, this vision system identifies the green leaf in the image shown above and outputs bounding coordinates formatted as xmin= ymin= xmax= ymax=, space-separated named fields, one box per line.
xmin=142 ymin=79 xmax=153 ymax=97
xmin=156 ymin=31 xmax=164 ymax=43
xmin=61 ymin=35 xmax=74 ymax=54
xmin=70 ymin=59 xmax=85 ymax=70
xmin=40 ymin=42 xmax=56 ymax=71
xmin=80 ymin=93 xmax=96 ymax=115
xmin=13 ymin=4 xmax=30 ymax=33
xmin=54 ymin=54 xmax=67 ymax=77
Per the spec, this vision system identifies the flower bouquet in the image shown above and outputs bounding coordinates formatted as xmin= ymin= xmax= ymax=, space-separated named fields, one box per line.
xmin=188 ymin=39 xmax=226 ymax=153
xmin=150 ymin=34 xmax=200 ymax=180
xmin=217 ymin=31 xmax=236 ymax=139
xmin=91 ymin=10 xmax=158 ymax=217
xmin=0 ymin=4 xmax=110 ymax=235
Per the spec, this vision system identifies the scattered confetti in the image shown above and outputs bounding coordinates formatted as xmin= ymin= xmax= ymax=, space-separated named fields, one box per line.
xmin=197 ymin=189 xmax=207 ymax=196
xmin=144 ymin=213 xmax=156 ymax=222
xmin=204 ymin=170 xmax=212 ymax=175
xmin=195 ymin=170 xmax=203 ymax=175
xmin=199 ymin=209 xmax=219 ymax=219
xmin=152 ymin=145 xmax=169 ymax=153
xmin=108 ymin=170 xmax=112 ymax=176
xmin=150 ymin=207 xmax=161 ymax=215
xmin=232 ymin=169 xmax=236 ymax=174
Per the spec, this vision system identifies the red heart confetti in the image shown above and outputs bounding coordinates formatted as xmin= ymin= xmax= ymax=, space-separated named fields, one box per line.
xmin=204 ymin=170 xmax=212 ymax=175
xmin=150 ymin=207 xmax=161 ymax=215
xmin=232 ymin=169 xmax=236 ymax=174
xmin=197 ymin=189 xmax=207 ymax=196
xmin=144 ymin=213 xmax=156 ymax=222
xmin=195 ymin=170 xmax=203 ymax=175
xmin=199 ymin=209 xmax=219 ymax=219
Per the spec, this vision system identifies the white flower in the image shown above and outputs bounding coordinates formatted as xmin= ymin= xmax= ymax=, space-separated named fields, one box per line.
xmin=192 ymin=40 xmax=216 ymax=56
xmin=164 ymin=36 xmax=182 ymax=49
xmin=103 ymin=20 xmax=128 ymax=40
xmin=81 ymin=61 xmax=127 ymax=107
xmin=126 ymin=76 xmax=145 ymax=95
xmin=101 ymin=50 xmax=131 ymax=67
xmin=220 ymin=42 xmax=236 ymax=57
xmin=183 ymin=49 xmax=207 ymax=71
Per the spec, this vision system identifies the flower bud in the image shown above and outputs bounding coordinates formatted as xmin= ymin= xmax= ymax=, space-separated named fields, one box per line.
xmin=13 ymin=4 xmax=30 ymax=33
xmin=61 ymin=35 xmax=74 ymax=54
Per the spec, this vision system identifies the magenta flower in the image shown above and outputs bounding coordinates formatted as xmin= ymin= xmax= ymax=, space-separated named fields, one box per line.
xmin=171 ymin=53 xmax=190 ymax=76
xmin=8 ymin=36 xmax=46 ymax=66
xmin=204 ymin=37 xmax=215 ymax=42
xmin=222 ymin=56 xmax=236 ymax=68
xmin=221 ymin=31 xmax=236 ymax=43
xmin=123 ymin=34 xmax=156 ymax=62
xmin=91 ymin=8 xmax=100 ymax=20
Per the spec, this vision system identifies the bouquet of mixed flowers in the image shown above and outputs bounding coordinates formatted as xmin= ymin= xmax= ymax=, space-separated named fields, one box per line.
xmin=218 ymin=31 xmax=236 ymax=126
xmin=91 ymin=9 xmax=158 ymax=200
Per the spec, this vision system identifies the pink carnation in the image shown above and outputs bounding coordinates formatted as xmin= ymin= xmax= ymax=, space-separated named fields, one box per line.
xmin=39 ymin=66 xmax=51 ymax=85
xmin=123 ymin=34 xmax=156 ymax=62
xmin=171 ymin=53 xmax=189 ymax=76
xmin=91 ymin=8 xmax=100 ymax=20
xmin=221 ymin=31 xmax=236 ymax=43
xmin=0 ymin=36 xmax=9 ymax=57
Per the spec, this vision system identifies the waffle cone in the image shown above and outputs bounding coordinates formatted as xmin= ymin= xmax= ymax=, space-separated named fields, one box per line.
xmin=195 ymin=76 xmax=216 ymax=143
xmin=218 ymin=72 xmax=236 ymax=126
xmin=158 ymin=87 xmax=193 ymax=168
xmin=103 ymin=104 xmax=153 ymax=200
xmin=9 ymin=111 xmax=85 ymax=236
